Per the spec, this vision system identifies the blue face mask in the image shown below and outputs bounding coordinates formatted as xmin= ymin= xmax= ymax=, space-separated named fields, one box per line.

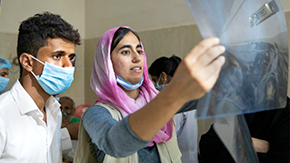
xmin=155 ymin=84 xmax=167 ymax=91
xmin=0 ymin=76 xmax=9 ymax=93
xmin=116 ymin=75 xmax=144 ymax=90
xmin=30 ymin=55 xmax=75 ymax=95
xmin=155 ymin=74 xmax=167 ymax=91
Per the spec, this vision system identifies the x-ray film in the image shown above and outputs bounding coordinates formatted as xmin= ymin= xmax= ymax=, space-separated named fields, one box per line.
xmin=186 ymin=0 xmax=289 ymax=119
xmin=214 ymin=115 xmax=259 ymax=163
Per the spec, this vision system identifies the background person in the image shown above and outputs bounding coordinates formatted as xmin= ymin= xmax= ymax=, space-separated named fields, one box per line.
xmin=54 ymin=95 xmax=80 ymax=163
xmin=60 ymin=96 xmax=81 ymax=127
xmin=75 ymin=26 xmax=225 ymax=162
xmin=199 ymin=97 xmax=290 ymax=163
xmin=59 ymin=96 xmax=80 ymax=163
xmin=149 ymin=55 xmax=199 ymax=163
xmin=0 ymin=12 xmax=81 ymax=162
xmin=0 ymin=57 xmax=11 ymax=93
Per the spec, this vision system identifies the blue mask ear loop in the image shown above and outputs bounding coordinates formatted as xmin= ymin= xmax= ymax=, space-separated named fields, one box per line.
xmin=29 ymin=55 xmax=45 ymax=78
xmin=29 ymin=55 xmax=45 ymax=65
xmin=156 ymin=74 xmax=162 ymax=87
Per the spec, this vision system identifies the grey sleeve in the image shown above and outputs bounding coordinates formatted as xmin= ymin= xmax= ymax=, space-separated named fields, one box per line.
xmin=176 ymin=100 xmax=198 ymax=114
xmin=82 ymin=105 xmax=149 ymax=158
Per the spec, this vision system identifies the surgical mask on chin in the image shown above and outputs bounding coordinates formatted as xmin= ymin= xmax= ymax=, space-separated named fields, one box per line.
xmin=30 ymin=55 xmax=75 ymax=95
xmin=0 ymin=76 xmax=9 ymax=93
xmin=116 ymin=75 xmax=144 ymax=90
xmin=155 ymin=74 xmax=167 ymax=91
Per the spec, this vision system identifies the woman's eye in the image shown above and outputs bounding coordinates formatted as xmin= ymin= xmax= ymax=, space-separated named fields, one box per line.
xmin=137 ymin=50 xmax=143 ymax=54
xmin=121 ymin=50 xmax=130 ymax=55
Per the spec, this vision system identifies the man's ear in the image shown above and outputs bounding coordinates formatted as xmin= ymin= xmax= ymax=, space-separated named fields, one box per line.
xmin=19 ymin=53 xmax=33 ymax=72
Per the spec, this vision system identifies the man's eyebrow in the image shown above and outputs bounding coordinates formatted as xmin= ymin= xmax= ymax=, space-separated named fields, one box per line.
xmin=52 ymin=50 xmax=66 ymax=55
xmin=52 ymin=50 xmax=76 ymax=56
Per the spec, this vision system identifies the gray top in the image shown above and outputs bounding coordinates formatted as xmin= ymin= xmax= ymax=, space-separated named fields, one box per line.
xmin=82 ymin=100 xmax=197 ymax=163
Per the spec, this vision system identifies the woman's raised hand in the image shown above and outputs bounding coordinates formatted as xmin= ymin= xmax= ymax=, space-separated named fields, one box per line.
xmin=167 ymin=37 xmax=226 ymax=102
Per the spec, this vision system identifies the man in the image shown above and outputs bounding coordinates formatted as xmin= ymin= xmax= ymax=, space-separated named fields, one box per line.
xmin=0 ymin=57 xmax=11 ymax=93
xmin=60 ymin=96 xmax=81 ymax=125
xmin=0 ymin=12 xmax=81 ymax=162
xmin=59 ymin=96 xmax=80 ymax=162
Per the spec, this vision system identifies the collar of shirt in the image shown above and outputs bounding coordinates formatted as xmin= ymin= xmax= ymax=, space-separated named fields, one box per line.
xmin=10 ymin=80 xmax=62 ymax=149
xmin=11 ymin=80 xmax=60 ymax=116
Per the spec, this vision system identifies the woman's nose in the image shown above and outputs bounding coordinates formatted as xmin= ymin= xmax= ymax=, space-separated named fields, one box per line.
xmin=132 ymin=51 xmax=141 ymax=63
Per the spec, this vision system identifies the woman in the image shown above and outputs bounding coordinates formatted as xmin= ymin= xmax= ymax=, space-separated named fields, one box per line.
xmin=0 ymin=57 xmax=11 ymax=93
xmin=149 ymin=55 xmax=199 ymax=163
xmin=78 ymin=26 xmax=225 ymax=162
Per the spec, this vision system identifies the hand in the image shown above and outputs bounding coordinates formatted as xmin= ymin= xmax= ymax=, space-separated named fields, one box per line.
xmin=66 ymin=122 xmax=80 ymax=140
xmin=252 ymin=137 xmax=270 ymax=153
xmin=61 ymin=117 xmax=70 ymax=128
xmin=128 ymin=38 xmax=225 ymax=141
xmin=168 ymin=37 xmax=226 ymax=102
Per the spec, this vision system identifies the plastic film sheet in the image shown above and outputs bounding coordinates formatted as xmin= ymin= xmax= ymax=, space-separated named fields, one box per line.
xmin=186 ymin=0 xmax=289 ymax=119
xmin=214 ymin=115 xmax=259 ymax=163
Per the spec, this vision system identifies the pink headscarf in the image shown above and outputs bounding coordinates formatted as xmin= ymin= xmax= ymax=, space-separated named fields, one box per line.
xmin=90 ymin=26 xmax=173 ymax=147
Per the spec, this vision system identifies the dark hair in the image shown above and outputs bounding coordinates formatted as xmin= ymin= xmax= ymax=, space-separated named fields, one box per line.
xmin=111 ymin=27 xmax=140 ymax=53
xmin=17 ymin=12 xmax=81 ymax=76
xmin=149 ymin=55 xmax=181 ymax=77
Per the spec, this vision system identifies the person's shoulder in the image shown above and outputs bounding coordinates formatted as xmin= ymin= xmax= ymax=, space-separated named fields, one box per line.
xmin=82 ymin=104 xmax=112 ymax=119
xmin=0 ymin=91 xmax=16 ymax=124
xmin=0 ymin=91 xmax=13 ymax=111
xmin=86 ymin=103 xmax=111 ymax=112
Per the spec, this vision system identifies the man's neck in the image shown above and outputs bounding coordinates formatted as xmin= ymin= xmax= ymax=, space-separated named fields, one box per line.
xmin=19 ymin=73 xmax=50 ymax=113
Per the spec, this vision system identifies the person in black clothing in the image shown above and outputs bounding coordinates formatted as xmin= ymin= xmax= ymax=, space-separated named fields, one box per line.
xmin=199 ymin=97 xmax=290 ymax=163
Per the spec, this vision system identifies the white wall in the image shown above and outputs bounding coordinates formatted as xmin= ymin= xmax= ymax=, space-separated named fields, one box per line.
xmin=0 ymin=0 xmax=85 ymax=38
xmin=0 ymin=0 xmax=86 ymax=106
xmin=0 ymin=0 xmax=288 ymax=39
xmin=85 ymin=0 xmax=290 ymax=39
xmin=84 ymin=0 xmax=195 ymax=39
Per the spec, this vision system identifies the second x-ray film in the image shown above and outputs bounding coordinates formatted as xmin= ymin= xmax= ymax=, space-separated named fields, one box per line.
xmin=186 ymin=0 xmax=289 ymax=119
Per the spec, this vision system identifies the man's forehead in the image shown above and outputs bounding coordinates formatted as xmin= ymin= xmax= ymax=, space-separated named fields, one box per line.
xmin=38 ymin=38 xmax=75 ymax=54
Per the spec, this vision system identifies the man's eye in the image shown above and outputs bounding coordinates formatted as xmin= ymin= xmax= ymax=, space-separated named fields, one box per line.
xmin=53 ymin=55 xmax=61 ymax=59
xmin=69 ymin=54 xmax=76 ymax=61
xmin=69 ymin=54 xmax=76 ymax=66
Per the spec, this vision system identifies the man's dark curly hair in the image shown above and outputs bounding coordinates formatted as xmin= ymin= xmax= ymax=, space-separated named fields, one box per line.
xmin=17 ymin=11 xmax=81 ymax=76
